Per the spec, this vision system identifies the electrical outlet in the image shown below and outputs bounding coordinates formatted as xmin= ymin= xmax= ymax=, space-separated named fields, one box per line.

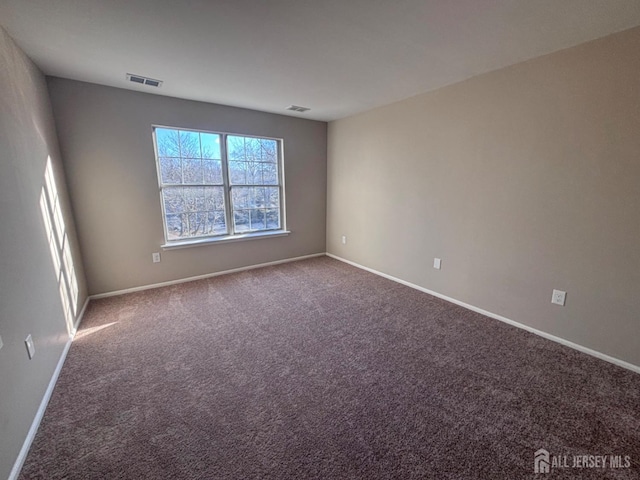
xmin=25 ymin=334 xmax=35 ymax=359
xmin=551 ymin=289 xmax=566 ymax=306
xmin=341 ymin=235 xmax=347 ymax=245
xmin=152 ymin=252 xmax=161 ymax=263
xmin=433 ymin=258 xmax=442 ymax=270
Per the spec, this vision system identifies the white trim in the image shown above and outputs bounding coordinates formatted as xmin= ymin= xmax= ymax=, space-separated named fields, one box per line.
xmin=90 ymin=253 xmax=326 ymax=299
xmin=326 ymin=253 xmax=640 ymax=375
xmin=71 ymin=296 xmax=90 ymax=335
xmin=9 ymin=296 xmax=91 ymax=480
xmin=161 ymin=230 xmax=290 ymax=250
xmin=152 ymin=127 xmax=287 ymax=247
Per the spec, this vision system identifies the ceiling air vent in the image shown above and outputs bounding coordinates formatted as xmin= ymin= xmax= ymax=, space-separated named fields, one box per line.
xmin=126 ymin=73 xmax=163 ymax=88
xmin=286 ymin=105 xmax=310 ymax=113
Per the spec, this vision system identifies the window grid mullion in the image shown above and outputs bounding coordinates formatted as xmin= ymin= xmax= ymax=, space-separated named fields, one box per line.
xmin=178 ymin=132 xmax=184 ymax=185
xmin=220 ymin=134 xmax=233 ymax=235
xmin=277 ymin=142 xmax=284 ymax=231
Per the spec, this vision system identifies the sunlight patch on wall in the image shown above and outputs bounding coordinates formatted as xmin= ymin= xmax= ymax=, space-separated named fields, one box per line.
xmin=40 ymin=156 xmax=79 ymax=336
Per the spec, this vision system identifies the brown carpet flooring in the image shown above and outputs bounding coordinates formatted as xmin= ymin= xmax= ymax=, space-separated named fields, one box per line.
xmin=19 ymin=257 xmax=640 ymax=479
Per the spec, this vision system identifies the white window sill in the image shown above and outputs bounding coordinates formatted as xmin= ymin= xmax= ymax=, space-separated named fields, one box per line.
xmin=161 ymin=230 xmax=290 ymax=250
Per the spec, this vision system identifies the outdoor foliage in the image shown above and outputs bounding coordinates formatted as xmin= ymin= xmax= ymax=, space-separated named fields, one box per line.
xmin=155 ymin=128 xmax=281 ymax=240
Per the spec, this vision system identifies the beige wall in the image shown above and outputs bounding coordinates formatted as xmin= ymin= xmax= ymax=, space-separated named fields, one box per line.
xmin=0 ymin=29 xmax=88 ymax=478
xmin=48 ymin=79 xmax=327 ymax=295
xmin=327 ymin=27 xmax=640 ymax=366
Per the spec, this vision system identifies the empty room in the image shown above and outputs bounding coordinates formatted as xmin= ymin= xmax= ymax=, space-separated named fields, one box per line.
xmin=1 ymin=1 xmax=639 ymax=478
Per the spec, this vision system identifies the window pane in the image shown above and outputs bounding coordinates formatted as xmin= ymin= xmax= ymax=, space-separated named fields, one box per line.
xmin=200 ymin=133 xmax=221 ymax=159
xmin=204 ymin=186 xmax=225 ymax=211
xmin=159 ymin=157 xmax=182 ymax=184
xmin=156 ymin=128 xmax=180 ymax=157
xmin=183 ymin=158 xmax=203 ymax=184
xmin=244 ymin=137 xmax=261 ymax=162
xmin=234 ymin=210 xmax=250 ymax=232
xmin=261 ymin=163 xmax=278 ymax=185
xmin=205 ymin=211 xmax=227 ymax=235
xmin=251 ymin=187 xmax=266 ymax=208
xmin=183 ymin=187 xmax=205 ymax=212
xmin=162 ymin=187 xmax=185 ymax=214
xmin=229 ymin=161 xmax=246 ymax=184
xmin=245 ymin=162 xmax=261 ymax=184
xmin=232 ymin=186 xmax=250 ymax=209
xmin=179 ymin=130 xmax=201 ymax=158
xmin=203 ymin=159 xmax=222 ymax=184
xmin=250 ymin=209 xmax=266 ymax=231
xmin=265 ymin=187 xmax=279 ymax=207
xmin=210 ymin=211 xmax=227 ymax=234
xmin=166 ymin=213 xmax=187 ymax=240
xmin=266 ymin=208 xmax=280 ymax=229
xmin=227 ymin=136 xmax=245 ymax=160
xmin=187 ymin=212 xmax=204 ymax=236
xmin=261 ymin=139 xmax=277 ymax=162
xmin=164 ymin=187 xmax=226 ymax=238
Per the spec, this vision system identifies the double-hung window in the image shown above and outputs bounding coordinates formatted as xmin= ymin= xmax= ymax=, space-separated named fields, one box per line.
xmin=153 ymin=126 xmax=285 ymax=245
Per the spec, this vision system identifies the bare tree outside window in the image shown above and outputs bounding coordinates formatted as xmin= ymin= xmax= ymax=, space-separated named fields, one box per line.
xmin=153 ymin=127 xmax=284 ymax=243
xmin=227 ymin=135 xmax=280 ymax=233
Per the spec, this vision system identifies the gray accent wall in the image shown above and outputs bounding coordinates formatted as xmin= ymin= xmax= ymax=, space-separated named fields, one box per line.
xmin=327 ymin=27 xmax=640 ymax=366
xmin=0 ymin=28 xmax=88 ymax=479
xmin=48 ymin=78 xmax=327 ymax=295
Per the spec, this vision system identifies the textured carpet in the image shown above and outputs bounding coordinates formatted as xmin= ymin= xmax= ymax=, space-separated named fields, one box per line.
xmin=20 ymin=257 xmax=640 ymax=479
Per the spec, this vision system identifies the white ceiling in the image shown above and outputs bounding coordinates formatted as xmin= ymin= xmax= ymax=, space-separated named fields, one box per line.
xmin=2 ymin=0 xmax=640 ymax=122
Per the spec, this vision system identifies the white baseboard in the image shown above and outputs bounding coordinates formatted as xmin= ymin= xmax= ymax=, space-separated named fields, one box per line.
xmin=90 ymin=253 xmax=326 ymax=300
xmin=9 ymin=296 xmax=90 ymax=480
xmin=327 ymin=253 xmax=640 ymax=375
xmin=10 ymin=252 xmax=637 ymax=480
xmin=10 ymin=252 xmax=327 ymax=478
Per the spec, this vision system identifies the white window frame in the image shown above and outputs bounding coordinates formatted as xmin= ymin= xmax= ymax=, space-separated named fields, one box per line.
xmin=152 ymin=125 xmax=288 ymax=249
